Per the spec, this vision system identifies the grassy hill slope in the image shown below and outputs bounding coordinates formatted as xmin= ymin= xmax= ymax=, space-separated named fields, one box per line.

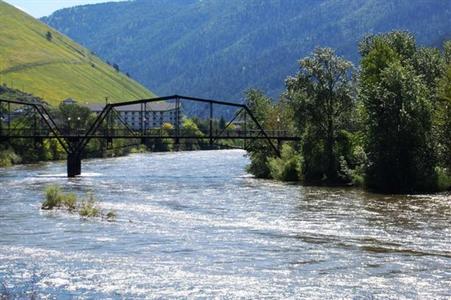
xmin=0 ymin=0 xmax=154 ymax=105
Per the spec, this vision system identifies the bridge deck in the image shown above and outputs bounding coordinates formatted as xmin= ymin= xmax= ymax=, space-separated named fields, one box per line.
xmin=0 ymin=129 xmax=300 ymax=141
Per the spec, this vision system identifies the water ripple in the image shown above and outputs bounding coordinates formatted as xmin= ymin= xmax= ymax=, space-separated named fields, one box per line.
xmin=0 ymin=150 xmax=450 ymax=298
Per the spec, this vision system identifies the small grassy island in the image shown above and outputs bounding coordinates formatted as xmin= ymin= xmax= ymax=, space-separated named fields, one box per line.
xmin=41 ymin=185 xmax=116 ymax=221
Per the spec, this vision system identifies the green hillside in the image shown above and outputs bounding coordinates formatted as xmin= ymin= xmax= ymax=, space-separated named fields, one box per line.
xmin=44 ymin=0 xmax=451 ymax=101
xmin=0 ymin=0 xmax=154 ymax=106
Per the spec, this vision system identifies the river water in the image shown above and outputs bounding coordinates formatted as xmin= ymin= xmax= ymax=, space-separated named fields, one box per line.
xmin=0 ymin=150 xmax=450 ymax=299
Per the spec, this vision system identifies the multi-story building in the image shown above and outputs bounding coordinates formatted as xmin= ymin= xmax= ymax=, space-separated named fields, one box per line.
xmin=87 ymin=102 xmax=181 ymax=130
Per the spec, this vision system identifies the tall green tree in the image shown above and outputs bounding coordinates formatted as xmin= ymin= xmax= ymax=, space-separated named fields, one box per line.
xmin=436 ymin=63 xmax=451 ymax=171
xmin=244 ymin=89 xmax=274 ymax=178
xmin=360 ymin=32 xmax=438 ymax=193
xmin=285 ymin=48 xmax=355 ymax=183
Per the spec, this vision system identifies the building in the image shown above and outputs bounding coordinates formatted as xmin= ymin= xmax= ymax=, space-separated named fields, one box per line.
xmin=62 ymin=98 xmax=77 ymax=105
xmin=87 ymin=102 xmax=181 ymax=130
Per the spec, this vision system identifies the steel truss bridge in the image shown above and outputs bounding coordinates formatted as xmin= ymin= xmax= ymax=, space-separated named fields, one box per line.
xmin=0 ymin=95 xmax=300 ymax=177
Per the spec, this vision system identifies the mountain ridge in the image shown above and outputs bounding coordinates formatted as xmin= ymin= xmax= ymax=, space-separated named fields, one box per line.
xmin=43 ymin=0 xmax=451 ymax=101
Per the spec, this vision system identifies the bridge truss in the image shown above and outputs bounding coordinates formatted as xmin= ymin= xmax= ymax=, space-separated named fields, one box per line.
xmin=0 ymin=95 xmax=299 ymax=177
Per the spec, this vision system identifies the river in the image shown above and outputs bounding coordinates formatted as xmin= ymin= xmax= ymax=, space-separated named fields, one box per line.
xmin=0 ymin=150 xmax=450 ymax=298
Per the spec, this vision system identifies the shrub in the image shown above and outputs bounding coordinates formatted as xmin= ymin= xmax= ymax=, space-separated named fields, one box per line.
xmin=268 ymin=144 xmax=301 ymax=182
xmin=42 ymin=185 xmax=78 ymax=211
xmin=45 ymin=31 xmax=52 ymax=41
xmin=42 ymin=185 xmax=64 ymax=210
xmin=339 ymin=156 xmax=364 ymax=187
xmin=130 ymin=144 xmax=147 ymax=153
xmin=436 ymin=167 xmax=451 ymax=192
xmin=63 ymin=193 xmax=77 ymax=211
xmin=79 ymin=194 xmax=101 ymax=218
xmin=246 ymin=151 xmax=272 ymax=179
xmin=0 ymin=148 xmax=21 ymax=167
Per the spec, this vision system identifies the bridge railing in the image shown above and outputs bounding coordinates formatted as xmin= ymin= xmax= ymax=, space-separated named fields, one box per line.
xmin=0 ymin=128 xmax=293 ymax=138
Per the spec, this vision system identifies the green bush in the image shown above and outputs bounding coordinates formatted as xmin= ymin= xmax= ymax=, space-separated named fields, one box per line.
xmin=0 ymin=147 xmax=21 ymax=167
xmin=79 ymin=194 xmax=101 ymax=218
xmin=246 ymin=151 xmax=272 ymax=179
xmin=41 ymin=185 xmax=77 ymax=211
xmin=63 ymin=193 xmax=77 ymax=211
xmin=268 ymin=144 xmax=301 ymax=182
xmin=130 ymin=144 xmax=148 ymax=154
xmin=338 ymin=155 xmax=365 ymax=187
xmin=42 ymin=185 xmax=64 ymax=210
xmin=436 ymin=167 xmax=451 ymax=191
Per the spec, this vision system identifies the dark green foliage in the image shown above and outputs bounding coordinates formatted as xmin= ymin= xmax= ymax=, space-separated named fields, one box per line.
xmin=268 ymin=144 xmax=301 ymax=182
xmin=412 ymin=47 xmax=445 ymax=93
xmin=180 ymin=118 xmax=204 ymax=151
xmin=243 ymin=32 xmax=448 ymax=193
xmin=360 ymin=32 xmax=439 ymax=193
xmin=0 ymin=146 xmax=21 ymax=167
xmin=57 ymin=102 xmax=95 ymax=132
xmin=435 ymin=64 xmax=451 ymax=173
xmin=219 ymin=117 xmax=226 ymax=130
xmin=45 ymin=31 xmax=52 ymax=41
xmin=43 ymin=0 xmax=451 ymax=100
xmin=246 ymin=150 xmax=272 ymax=179
xmin=244 ymin=89 xmax=275 ymax=179
xmin=285 ymin=48 xmax=355 ymax=184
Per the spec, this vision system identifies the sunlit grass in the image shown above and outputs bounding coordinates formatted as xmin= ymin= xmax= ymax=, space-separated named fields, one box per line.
xmin=0 ymin=2 xmax=154 ymax=105
xmin=41 ymin=185 xmax=76 ymax=211
xmin=79 ymin=194 xmax=101 ymax=218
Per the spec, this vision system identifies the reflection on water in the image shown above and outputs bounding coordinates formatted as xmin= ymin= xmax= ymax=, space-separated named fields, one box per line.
xmin=0 ymin=150 xmax=450 ymax=298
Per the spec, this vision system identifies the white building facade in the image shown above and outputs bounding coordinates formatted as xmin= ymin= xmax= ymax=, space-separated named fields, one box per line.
xmin=88 ymin=102 xmax=181 ymax=130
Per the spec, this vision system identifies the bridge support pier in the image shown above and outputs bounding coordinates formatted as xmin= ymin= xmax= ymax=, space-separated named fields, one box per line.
xmin=67 ymin=152 xmax=81 ymax=178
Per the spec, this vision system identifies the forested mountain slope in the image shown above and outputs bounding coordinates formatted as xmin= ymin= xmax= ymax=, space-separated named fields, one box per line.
xmin=0 ymin=1 xmax=154 ymax=105
xmin=43 ymin=0 xmax=451 ymax=101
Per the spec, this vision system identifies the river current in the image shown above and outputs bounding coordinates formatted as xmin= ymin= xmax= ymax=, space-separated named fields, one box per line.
xmin=0 ymin=150 xmax=450 ymax=298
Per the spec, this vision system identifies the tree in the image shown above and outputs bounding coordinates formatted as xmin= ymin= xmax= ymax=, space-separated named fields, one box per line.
xmin=219 ymin=116 xmax=226 ymax=130
xmin=285 ymin=48 xmax=355 ymax=183
xmin=57 ymin=102 xmax=95 ymax=133
xmin=412 ymin=47 xmax=445 ymax=93
xmin=46 ymin=31 xmax=53 ymax=41
xmin=0 ymin=101 xmax=6 ymax=132
xmin=181 ymin=118 xmax=204 ymax=150
xmin=360 ymin=32 xmax=437 ymax=193
xmin=244 ymin=89 xmax=274 ymax=179
xmin=436 ymin=64 xmax=451 ymax=171
xmin=444 ymin=41 xmax=451 ymax=64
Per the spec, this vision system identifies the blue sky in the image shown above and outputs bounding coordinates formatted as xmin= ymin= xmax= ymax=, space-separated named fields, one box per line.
xmin=5 ymin=0 xmax=125 ymax=18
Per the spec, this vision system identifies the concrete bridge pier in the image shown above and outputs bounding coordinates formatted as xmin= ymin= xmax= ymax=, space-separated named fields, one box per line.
xmin=67 ymin=152 xmax=81 ymax=178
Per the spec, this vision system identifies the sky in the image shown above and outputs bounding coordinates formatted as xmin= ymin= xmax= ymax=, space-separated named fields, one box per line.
xmin=4 ymin=0 xmax=125 ymax=18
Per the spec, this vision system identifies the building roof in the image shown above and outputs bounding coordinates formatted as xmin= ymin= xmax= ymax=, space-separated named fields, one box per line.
xmin=62 ymin=98 xmax=77 ymax=104
xmin=87 ymin=101 xmax=177 ymax=112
